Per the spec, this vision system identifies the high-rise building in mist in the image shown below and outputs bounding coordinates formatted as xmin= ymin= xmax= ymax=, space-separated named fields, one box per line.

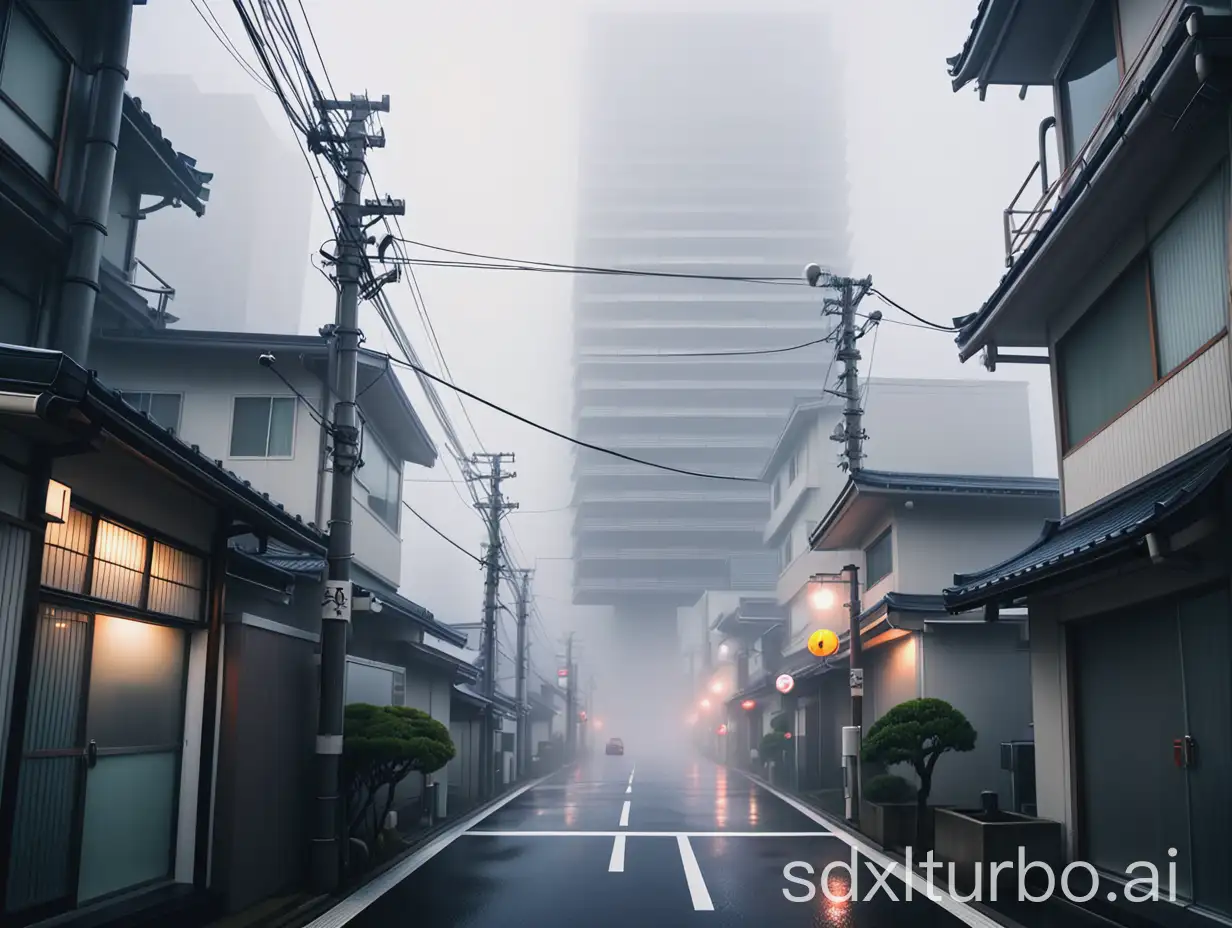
xmin=571 ymin=5 xmax=850 ymax=654
xmin=125 ymin=75 xmax=313 ymax=334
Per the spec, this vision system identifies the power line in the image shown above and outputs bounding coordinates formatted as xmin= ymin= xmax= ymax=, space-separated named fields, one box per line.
xmin=402 ymin=500 xmax=484 ymax=566
xmin=386 ymin=254 xmax=804 ymax=286
xmin=870 ymin=288 xmax=958 ymax=332
xmin=383 ymin=355 xmax=761 ymax=482
xmin=190 ymin=0 xmax=274 ymax=91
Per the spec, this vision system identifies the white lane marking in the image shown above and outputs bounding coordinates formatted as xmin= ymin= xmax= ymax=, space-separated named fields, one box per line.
xmin=301 ymin=771 xmax=565 ymax=928
xmin=608 ymin=834 xmax=626 ymax=872
xmin=628 ymin=768 xmax=635 ymax=785
xmin=740 ymin=771 xmax=1003 ymax=928
xmin=462 ymin=830 xmax=832 ymax=837
xmin=619 ymin=800 xmax=631 ymax=826
xmin=625 ymin=784 xmax=632 ymax=794
xmin=676 ymin=836 xmax=714 ymax=911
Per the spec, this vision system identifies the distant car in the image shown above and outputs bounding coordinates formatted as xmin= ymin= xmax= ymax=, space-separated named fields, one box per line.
xmin=605 ymin=737 xmax=624 ymax=756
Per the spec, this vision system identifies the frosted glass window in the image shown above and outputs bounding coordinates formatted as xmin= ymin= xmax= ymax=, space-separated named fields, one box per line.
xmin=90 ymin=520 xmax=146 ymax=607
xmin=1150 ymin=166 xmax=1230 ymax=374
xmin=77 ymin=752 xmax=178 ymax=902
xmin=85 ymin=615 xmax=186 ymax=748
xmin=0 ymin=6 xmax=69 ymax=181
xmin=230 ymin=396 xmax=296 ymax=457
xmin=865 ymin=529 xmax=893 ymax=586
xmin=1059 ymin=0 xmax=1120 ymax=164
xmin=146 ymin=542 xmax=204 ymax=620
xmin=1058 ymin=260 xmax=1155 ymax=448
xmin=41 ymin=506 xmax=93 ymax=593
xmin=355 ymin=431 xmax=401 ymax=530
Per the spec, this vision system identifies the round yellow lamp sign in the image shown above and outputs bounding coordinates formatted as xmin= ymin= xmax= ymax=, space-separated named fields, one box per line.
xmin=808 ymin=628 xmax=839 ymax=658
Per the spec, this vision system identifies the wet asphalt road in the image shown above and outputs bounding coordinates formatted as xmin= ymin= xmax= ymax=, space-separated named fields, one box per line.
xmin=326 ymin=754 xmax=986 ymax=927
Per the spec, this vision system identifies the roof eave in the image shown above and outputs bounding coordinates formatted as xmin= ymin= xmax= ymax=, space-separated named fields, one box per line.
xmin=120 ymin=95 xmax=210 ymax=216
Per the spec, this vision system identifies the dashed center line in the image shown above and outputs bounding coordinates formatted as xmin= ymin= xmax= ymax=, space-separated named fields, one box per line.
xmin=625 ymin=784 xmax=631 ymax=793
xmin=608 ymin=834 xmax=625 ymax=872
xmin=676 ymin=836 xmax=714 ymax=911
xmin=619 ymin=800 xmax=631 ymax=827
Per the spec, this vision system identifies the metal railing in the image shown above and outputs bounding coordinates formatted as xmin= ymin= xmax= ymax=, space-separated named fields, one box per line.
xmin=128 ymin=257 xmax=177 ymax=322
xmin=1000 ymin=1 xmax=1181 ymax=267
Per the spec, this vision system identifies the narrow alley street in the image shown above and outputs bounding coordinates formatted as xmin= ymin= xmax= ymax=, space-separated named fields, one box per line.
xmin=309 ymin=755 xmax=995 ymax=927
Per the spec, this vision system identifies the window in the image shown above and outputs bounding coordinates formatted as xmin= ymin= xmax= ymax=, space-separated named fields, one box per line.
xmin=121 ymin=392 xmax=182 ymax=433
xmin=864 ymin=528 xmax=892 ymax=587
xmin=41 ymin=506 xmax=205 ymax=620
xmin=0 ymin=5 xmax=71 ymax=181
xmin=1058 ymin=165 xmax=1230 ymax=449
xmin=355 ymin=429 xmax=401 ymax=530
xmin=787 ymin=453 xmax=798 ymax=484
xmin=781 ymin=532 xmax=794 ymax=570
xmin=1058 ymin=0 xmax=1120 ymax=165
xmin=771 ymin=477 xmax=781 ymax=509
xmin=230 ymin=396 xmax=296 ymax=458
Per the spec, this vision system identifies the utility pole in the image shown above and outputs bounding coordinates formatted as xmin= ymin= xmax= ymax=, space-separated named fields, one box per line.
xmin=846 ymin=562 xmax=863 ymax=823
xmin=310 ymin=93 xmax=403 ymax=894
xmin=475 ymin=453 xmax=517 ymax=799
xmin=514 ymin=568 xmax=532 ymax=779
xmin=565 ymin=632 xmax=576 ymax=759
xmin=806 ymin=264 xmax=876 ymax=826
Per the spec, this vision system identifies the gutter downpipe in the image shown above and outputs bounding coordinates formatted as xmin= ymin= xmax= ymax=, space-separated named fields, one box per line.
xmin=957 ymin=17 xmax=1194 ymax=362
xmin=52 ymin=0 xmax=133 ymax=365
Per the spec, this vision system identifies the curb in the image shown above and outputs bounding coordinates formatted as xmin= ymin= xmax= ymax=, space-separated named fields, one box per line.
xmin=276 ymin=767 xmax=571 ymax=928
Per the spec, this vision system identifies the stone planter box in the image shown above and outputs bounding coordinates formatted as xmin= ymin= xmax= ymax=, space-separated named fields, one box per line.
xmin=934 ymin=808 xmax=1064 ymax=895
xmin=860 ymin=801 xmax=948 ymax=851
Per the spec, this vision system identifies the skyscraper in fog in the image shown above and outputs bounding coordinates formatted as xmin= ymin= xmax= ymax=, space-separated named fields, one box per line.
xmin=571 ymin=5 xmax=850 ymax=645
xmin=126 ymin=75 xmax=313 ymax=334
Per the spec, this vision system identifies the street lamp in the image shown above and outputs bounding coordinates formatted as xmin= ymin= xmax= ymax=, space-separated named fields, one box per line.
xmin=811 ymin=567 xmax=864 ymax=824
xmin=710 ymin=680 xmax=723 ymax=694
xmin=700 ymin=698 xmax=711 ymax=709
xmin=809 ymin=585 xmax=836 ymax=611
xmin=718 ymin=643 xmax=729 ymax=657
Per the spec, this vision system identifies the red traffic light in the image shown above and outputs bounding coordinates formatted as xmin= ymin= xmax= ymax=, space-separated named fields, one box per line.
xmin=557 ymin=668 xmax=568 ymax=677
xmin=716 ymin=724 xmax=728 ymax=735
xmin=784 ymin=731 xmax=793 ymax=739
xmin=579 ymin=710 xmax=588 ymax=722
xmin=740 ymin=699 xmax=756 ymax=711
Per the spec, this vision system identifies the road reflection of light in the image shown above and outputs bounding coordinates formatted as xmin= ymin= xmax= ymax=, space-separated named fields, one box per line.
xmin=714 ymin=766 xmax=728 ymax=828
xmin=564 ymin=802 xmax=578 ymax=827
xmin=822 ymin=875 xmax=852 ymax=925
xmin=748 ymin=789 xmax=759 ymax=826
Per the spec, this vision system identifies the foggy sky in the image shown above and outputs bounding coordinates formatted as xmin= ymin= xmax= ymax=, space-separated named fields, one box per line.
xmin=128 ymin=1 xmax=1055 ymax=693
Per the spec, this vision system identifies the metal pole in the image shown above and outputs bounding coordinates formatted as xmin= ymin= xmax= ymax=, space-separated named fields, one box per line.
xmin=310 ymin=98 xmax=368 ymax=894
xmin=515 ymin=569 xmax=530 ymax=779
xmin=847 ymin=563 xmax=863 ymax=824
xmin=565 ymin=633 xmax=576 ymax=758
xmin=53 ymin=0 xmax=133 ymax=361
xmin=838 ymin=278 xmax=865 ymax=475
xmin=481 ymin=462 xmax=503 ymax=799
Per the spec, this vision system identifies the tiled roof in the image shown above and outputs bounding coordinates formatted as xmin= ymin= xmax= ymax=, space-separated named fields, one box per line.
xmin=243 ymin=538 xmax=326 ymax=576
xmin=123 ymin=94 xmax=212 ymax=215
xmin=850 ymin=469 xmax=1059 ymax=497
xmin=945 ymin=437 xmax=1232 ymax=608
xmin=945 ymin=0 xmax=992 ymax=84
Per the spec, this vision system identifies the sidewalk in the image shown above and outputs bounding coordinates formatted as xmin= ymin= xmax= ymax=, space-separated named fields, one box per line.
xmin=739 ymin=768 xmax=1192 ymax=928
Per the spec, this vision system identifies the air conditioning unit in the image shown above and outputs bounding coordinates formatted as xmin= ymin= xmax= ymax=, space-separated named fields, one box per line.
xmin=1000 ymin=741 xmax=1036 ymax=816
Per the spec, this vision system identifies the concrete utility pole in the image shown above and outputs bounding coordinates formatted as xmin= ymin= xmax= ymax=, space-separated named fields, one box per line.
xmin=310 ymin=93 xmax=402 ymax=893
xmin=475 ymin=452 xmax=517 ymax=799
xmin=846 ymin=562 xmax=863 ymax=822
xmin=806 ymin=263 xmax=876 ymax=826
xmin=565 ymin=632 xmax=576 ymax=758
xmin=514 ymin=568 xmax=532 ymax=779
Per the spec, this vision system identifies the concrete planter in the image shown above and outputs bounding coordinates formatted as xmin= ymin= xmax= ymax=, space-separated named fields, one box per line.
xmin=934 ymin=808 xmax=1064 ymax=894
xmin=860 ymin=802 xmax=947 ymax=851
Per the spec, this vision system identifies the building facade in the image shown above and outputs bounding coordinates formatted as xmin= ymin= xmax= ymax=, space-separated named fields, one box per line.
xmin=570 ymin=4 xmax=852 ymax=639
xmin=944 ymin=2 xmax=1232 ymax=924
xmin=123 ymin=74 xmax=314 ymax=334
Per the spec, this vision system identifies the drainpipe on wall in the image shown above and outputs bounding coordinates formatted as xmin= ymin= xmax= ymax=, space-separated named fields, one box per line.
xmin=52 ymin=0 xmax=133 ymax=364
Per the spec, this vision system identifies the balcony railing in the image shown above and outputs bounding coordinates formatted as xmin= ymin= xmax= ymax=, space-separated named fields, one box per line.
xmin=128 ymin=257 xmax=177 ymax=323
xmin=1001 ymin=2 xmax=1180 ymax=267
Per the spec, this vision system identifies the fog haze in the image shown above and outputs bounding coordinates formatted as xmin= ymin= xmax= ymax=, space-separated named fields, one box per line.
xmin=128 ymin=0 xmax=1055 ymax=724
